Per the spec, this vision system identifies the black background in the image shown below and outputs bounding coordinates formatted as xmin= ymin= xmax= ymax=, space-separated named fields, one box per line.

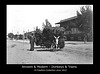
xmin=0 ymin=0 xmax=96 ymax=72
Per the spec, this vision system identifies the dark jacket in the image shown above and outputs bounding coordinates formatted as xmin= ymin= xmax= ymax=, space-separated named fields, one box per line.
xmin=29 ymin=35 xmax=35 ymax=44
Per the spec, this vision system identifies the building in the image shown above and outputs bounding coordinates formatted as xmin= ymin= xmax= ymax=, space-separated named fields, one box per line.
xmin=24 ymin=31 xmax=35 ymax=39
xmin=55 ymin=16 xmax=83 ymax=41
xmin=55 ymin=16 xmax=81 ymax=34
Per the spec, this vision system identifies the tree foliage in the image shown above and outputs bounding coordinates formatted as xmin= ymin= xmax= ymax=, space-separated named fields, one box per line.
xmin=77 ymin=5 xmax=93 ymax=33
xmin=35 ymin=19 xmax=65 ymax=48
xmin=45 ymin=19 xmax=52 ymax=28
xmin=34 ymin=26 xmax=42 ymax=46
xmin=8 ymin=33 xmax=14 ymax=39
xmin=42 ymin=19 xmax=65 ymax=39
xmin=76 ymin=5 xmax=93 ymax=42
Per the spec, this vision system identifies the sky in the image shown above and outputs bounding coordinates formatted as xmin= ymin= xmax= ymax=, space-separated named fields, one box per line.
xmin=7 ymin=5 xmax=93 ymax=35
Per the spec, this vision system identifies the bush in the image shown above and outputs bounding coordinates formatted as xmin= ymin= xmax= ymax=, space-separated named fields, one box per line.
xmin=58 ymin=37 xmax=65 ymax=49
xmin=8 ymin=33 xmax=14 ymax=39
xmin=34 ymin=20 xmax=65 ymax=49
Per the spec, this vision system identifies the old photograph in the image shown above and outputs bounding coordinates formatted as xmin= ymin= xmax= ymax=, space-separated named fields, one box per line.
xmin=7 ymin=5 xmax=93 ymax=64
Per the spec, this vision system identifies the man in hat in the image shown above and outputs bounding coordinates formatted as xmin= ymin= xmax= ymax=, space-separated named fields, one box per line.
xmin=29 ymin=33 xmax=35 ymax=51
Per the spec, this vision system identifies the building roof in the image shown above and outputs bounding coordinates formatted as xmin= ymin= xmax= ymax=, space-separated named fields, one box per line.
xmin=55 ymin=16 xmax=77 ymax=24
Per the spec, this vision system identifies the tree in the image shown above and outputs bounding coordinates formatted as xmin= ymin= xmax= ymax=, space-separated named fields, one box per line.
xmin=35 ymin=19 xmax=65 ymax=49
xmin=77 ymin=5 xmax=93 ymax=43
xmin=8 ymin=33 xmax=14 ymax=39
xmin=45 ymin=19 xmax=52 ymax=28
xmin=42 ymin=22 xmax=46 ymax=29
xmin=42 ymin=19 xmax=53 ymax=41
xmin=18 ymin=34 xmax=23 ymax=40
xmin=13 ymin=34 xmax=18 ymax=40
xmin=34 ymin=26 xmax=42 ymax=46
xmin=42 ymin=20 xmax=65 ymax=48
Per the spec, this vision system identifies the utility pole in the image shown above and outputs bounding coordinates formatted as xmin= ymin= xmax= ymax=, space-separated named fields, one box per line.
xmin=17 ymin=31 xmax=19 ymax=40
xmin=23 ymin=30 xmax=25 ymax=40
xmin=23 ymin=30 xmax=25 ymax=48
xmin=28 ymin=29 xmax=29 ymax=32
xmin=11 ymin=30 xmax=14 ymax=40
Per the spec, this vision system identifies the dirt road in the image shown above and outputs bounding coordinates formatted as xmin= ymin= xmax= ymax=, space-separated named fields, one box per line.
xmin=7 ymin=39 xmax=93 ymax=64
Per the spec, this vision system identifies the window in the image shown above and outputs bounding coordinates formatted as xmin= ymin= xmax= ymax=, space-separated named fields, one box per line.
xmin=71 ymin=28 xmax=78 ymax=34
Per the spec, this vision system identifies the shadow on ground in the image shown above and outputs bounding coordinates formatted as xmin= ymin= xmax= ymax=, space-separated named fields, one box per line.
xmin=11 ymin=44 xmax=16 ymax=48
xmin=65 ymin=43 xmax=91 ymax=45
xmin=27 ymin=47 xmax=62 ymax=52
xmin=65 ymin=41 xmax=93 ymax=45
xmin=36 ymin=49 xmax=62 ymax=52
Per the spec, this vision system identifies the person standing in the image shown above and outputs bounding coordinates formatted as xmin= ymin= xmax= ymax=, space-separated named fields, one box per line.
xmin=29 ymin=33 xmax=35 ymax=51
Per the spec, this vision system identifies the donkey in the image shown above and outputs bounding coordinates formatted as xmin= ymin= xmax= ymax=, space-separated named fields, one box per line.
xmin=54 ymin=36 xmax=60 ymax=50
